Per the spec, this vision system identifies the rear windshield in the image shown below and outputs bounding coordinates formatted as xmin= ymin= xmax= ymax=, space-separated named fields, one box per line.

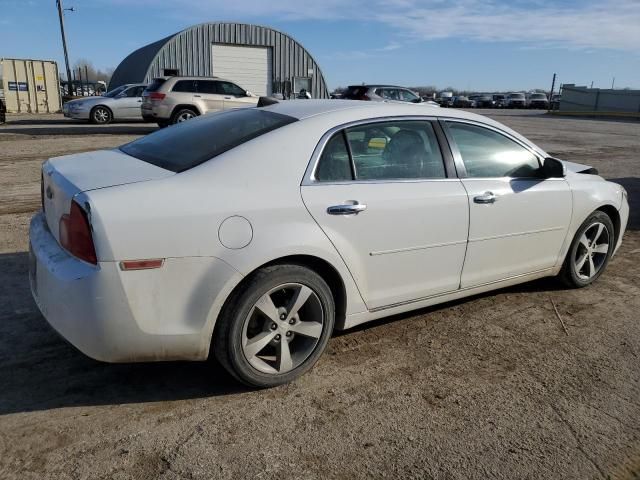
xmin=144 ymin=78 xmax=166 ymax=93
xmin=509 ymin=93 xmax=525 ymax=99
xmin=120 ymin=109 xmax=297 ymax=172
xmin=342 ymin=86 xmax=369 ymax=99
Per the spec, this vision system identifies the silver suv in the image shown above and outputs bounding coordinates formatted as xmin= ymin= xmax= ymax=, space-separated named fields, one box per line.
xmin=141 ymin=76 xmax=259 ymax=127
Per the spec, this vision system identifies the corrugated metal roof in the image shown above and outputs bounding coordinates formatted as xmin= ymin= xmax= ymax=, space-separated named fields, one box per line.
xmin=109 ymin=23 xmax=329 ymax=98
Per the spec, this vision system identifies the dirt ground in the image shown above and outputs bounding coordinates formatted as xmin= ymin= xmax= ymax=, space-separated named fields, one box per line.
xmin=0 ymin=110 xmax=639 ymax=480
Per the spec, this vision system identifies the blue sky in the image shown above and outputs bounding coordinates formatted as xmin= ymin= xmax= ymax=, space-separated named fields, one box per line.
xmin=1 ymin=0 xmax=639 ymax=91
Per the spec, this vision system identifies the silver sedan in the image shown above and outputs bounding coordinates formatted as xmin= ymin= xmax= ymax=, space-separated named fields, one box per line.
xmin=62 ymin=84 xmax=147 ymax=124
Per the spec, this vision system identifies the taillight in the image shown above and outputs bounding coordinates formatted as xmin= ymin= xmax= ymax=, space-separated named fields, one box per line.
xmin=59 ymin=201 xmax=97 ymax=265
xmin=149 ymin=92 xmax=166 ymax=100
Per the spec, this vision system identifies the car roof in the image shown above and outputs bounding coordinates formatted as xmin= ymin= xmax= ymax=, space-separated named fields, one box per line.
xmin=260 ymin=99 xmax=546 ymax=156
xmin=348 ymin=85 xmax=411 ymax=89
xmin=262 ymin=99 xmax=479 ymax=122
xmin=164 ymin=76 xmax=222 ymax=81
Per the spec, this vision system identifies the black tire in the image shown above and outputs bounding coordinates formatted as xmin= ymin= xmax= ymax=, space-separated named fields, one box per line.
xmin=558 ymin=210 xmax=615 ymax=288
xmin=90 ymin=106 xmax=112 ymax=124
xmin=171 ymin=107 xmax=198 ymax=125
xmin=213 ymin=264 xmax=335 ymax=388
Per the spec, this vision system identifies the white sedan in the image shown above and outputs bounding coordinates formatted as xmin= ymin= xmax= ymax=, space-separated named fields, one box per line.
xmin=30 ymin=100 xmax=629 ymax=387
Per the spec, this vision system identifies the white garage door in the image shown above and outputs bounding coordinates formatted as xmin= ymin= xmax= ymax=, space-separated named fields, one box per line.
xmin=211 ymin=45 xmax=272 ymax=96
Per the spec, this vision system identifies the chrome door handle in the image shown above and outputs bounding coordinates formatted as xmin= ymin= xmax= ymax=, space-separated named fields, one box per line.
xmin=474 ymin=191 xmax=496 ymax=204
xmin=327 ymin=202 xmax=367 ymax=215
xmin=224 ymin=96 xmax=232 ymax=99
xmin=194 ymin=95 xmax=201 ymax=98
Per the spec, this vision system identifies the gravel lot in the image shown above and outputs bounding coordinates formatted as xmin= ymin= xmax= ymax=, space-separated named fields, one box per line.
xmin=1 ymin=110 xmax=639 ymax=480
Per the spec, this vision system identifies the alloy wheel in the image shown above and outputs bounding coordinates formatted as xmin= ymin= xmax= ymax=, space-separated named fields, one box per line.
xmin=177 ymin=111 xmax=194 ymax=122
xmin=93 ymin=108 xmax=110 ymax=124
xmin=573 ymin=221 xmax=610 ymax=280
xmin=241 ymin=283 xmax=324 ymax=375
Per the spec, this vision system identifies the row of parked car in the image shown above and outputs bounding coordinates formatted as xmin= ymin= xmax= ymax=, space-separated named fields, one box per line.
xmin=62 ymin=79 xmax=446 ymax=126
xmin=437 ymin=92 xmax=557 ymax=109
xmin=62 ymin=75 xmax=558 ymax=126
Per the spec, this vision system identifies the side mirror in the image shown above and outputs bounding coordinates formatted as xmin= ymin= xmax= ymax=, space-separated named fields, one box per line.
xmin=411 ymin=98 xmax=423 ymax=103
xmin=542 ymin=157 xmax=566 ymax=178
xmin=245 ymin=91 xmax=254 ymax=97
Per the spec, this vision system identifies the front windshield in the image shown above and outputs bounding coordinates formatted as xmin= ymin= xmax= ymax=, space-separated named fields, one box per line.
xmin=509 ymin=93 xmax=525 ymax=99
xmin=103 ymin=85 xmax=127 ymax=98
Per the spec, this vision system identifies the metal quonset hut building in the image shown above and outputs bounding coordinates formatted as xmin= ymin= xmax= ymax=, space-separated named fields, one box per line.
xmin=110 ymin=22 xmax=329 ymax=98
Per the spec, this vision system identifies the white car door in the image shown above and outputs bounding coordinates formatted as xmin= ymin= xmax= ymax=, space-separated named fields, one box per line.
xmin=442 ymin=120 xmax=572 ymax=288
xmin=301 ymin=119 xmax=469 ymax=311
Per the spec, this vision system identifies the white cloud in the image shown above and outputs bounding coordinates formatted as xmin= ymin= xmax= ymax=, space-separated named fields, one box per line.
xmin=99 ymin=0 xmax=640 ymax=52
xmin=373 ymin=0 xmax=640 ymax=52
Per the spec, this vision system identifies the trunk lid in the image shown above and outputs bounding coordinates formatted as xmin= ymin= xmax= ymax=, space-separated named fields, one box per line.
xmin=42 ymin=149 xmax=173 ymax=242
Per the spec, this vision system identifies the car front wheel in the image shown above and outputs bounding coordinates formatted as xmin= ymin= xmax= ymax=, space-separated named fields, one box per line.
xmin=214 ymin=264 xmax=335 ymax=387
xmin=559 ymin=211 xmax=615 ymax=288
xmin=91 ymin=106 xmax=112 ymax=124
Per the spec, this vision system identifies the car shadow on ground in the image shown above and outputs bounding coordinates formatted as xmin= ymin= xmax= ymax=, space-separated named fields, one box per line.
xmin=0 ymin=119 xmax=156 ymax=136
xmin=0 ymin=249 xmax=571 ymax=416
xmin=0 ymin=251 xmax=248 ymax=416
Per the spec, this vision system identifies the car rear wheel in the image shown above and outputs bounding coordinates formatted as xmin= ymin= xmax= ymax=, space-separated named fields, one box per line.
xmin=559 ymin=211 xmax=615 ymax=288
xmin=90 ymin=106 xmax=112 ymax=124
xmin=171 ymin=108 xmax=198 ymax=124
xmin=214 ymin=264 xmax=335 ymax=387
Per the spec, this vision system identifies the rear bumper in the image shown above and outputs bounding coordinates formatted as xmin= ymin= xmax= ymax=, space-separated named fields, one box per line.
xmin=142 ymin=103 xmax=171 ymax=121
xmin=29 ymin=212 xmax=242 ymax=363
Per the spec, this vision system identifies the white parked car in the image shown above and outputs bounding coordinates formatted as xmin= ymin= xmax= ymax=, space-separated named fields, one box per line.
xmin=30 ymin=101 xmax=629 ymax=387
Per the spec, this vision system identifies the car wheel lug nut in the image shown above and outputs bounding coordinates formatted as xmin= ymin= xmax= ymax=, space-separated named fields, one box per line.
xmin=286 ymin=331 xmax=292 ymax=337
xmin=280 ymin=313 xmax=286 ymax=320
xmin=271 ymin=323 xmax=277 ymax=330
xmin=289 ymin=318 xmax=295 ymax=325
xmin=275 ymin=334 xmax=281 ymax=341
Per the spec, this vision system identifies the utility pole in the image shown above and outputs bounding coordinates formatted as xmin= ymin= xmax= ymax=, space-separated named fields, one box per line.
xmin=611 ymin=77 xmax=616 ymax=89
xmin=56 ymin=0 xmax=73 ymax=95
xmin=548 ymin=73 xmax=556 ymax=112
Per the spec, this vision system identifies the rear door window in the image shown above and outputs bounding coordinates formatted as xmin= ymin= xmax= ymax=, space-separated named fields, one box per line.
xmin=120 ymin=109 xmax=297 ymax=172
xmin=315 ymin=121 xmax=446 ymax=181
xmin=198 ymin=80 xmax=219 ymax=95
xmin=172 ymin=80 xmax=198 ymax=93
xmin=315 ymin=134 xmax=352 ymax=182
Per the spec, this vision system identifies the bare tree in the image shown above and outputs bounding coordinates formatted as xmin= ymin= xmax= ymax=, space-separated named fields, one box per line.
xmin=72 ymin=58 xmax=114 ymax=83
